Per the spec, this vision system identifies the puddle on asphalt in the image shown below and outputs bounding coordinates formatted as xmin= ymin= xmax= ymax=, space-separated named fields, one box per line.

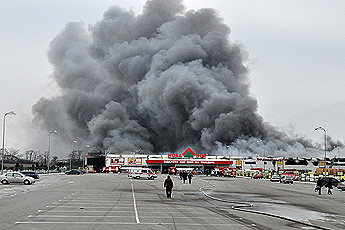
xmin=224 ymin=193 xmax=289 ymax=204
xmin=210 ymin=192 xmax=345 ymax=226
xmin=226 ymin=193 xmax=327 ymax=221
xmin=245 ymin=203 xmax=345 ymax=229
xmin=243 ymin=202 xmax=326 ymax=221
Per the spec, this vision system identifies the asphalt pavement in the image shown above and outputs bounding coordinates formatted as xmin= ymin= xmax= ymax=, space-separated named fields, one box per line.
xmin=0 ymin=173 xmax=344 ymax=230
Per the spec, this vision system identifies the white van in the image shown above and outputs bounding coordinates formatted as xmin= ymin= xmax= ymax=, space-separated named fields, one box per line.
xmin=127 ymin=168 xmax=157 ymax=180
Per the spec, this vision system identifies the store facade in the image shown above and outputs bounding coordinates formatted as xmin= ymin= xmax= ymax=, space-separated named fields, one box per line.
xmin=105 ymin=147 xmax=233 ymax=173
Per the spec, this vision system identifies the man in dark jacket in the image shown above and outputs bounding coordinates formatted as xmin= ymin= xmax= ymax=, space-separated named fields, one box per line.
xmin=164 ymin=175 xmax=174 ymax=198
xmin=316 ymin=178 xmax=323 ymax=195
xmin=188 ymin=172 xmax=193 ymax=184
xmin=326 ymin=179 xmax=333 ymax=195
xmin=182 ymin=171 xmax=188 ymax=183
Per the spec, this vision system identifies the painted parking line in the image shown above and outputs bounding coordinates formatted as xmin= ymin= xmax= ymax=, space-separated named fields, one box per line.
xmin=15 ymin=221 xmax=242 ymax=226
xmin=131 ymin=179 xmax=140 ymax=224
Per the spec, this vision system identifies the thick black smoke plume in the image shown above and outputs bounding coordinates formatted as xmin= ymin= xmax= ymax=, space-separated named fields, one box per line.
xmin=32 ymin=0 xmax=312 ymax=154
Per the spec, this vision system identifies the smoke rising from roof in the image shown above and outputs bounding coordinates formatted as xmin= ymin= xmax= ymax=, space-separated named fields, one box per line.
xmin=32 ymin=0 xmax=320 ymax=155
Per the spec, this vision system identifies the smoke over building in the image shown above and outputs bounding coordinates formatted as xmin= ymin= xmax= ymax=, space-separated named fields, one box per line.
xmin=32 ymin=0 xmax=315 ymax=155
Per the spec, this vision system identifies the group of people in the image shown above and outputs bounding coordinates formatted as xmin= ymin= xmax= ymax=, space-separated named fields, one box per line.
xmin=179 ymin=171 xmax=193 ymax=183
xmin=315 ymin=177 xmax=334 ymax=195
xmin=163 ymin=171 xmax=194 ymax=198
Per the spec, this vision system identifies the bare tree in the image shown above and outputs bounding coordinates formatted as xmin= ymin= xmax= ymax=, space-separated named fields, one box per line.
xmin=51 ymin=156 xmax=58 ymax=166
xmin=6 ymin=148 xmax=20 ymax=157
xmin=24 ymin=150 xmax=41 ymax=161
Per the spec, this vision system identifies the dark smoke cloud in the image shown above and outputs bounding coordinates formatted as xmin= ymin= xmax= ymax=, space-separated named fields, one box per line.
xmin=32 ymin=0 xmax=314 ymax=154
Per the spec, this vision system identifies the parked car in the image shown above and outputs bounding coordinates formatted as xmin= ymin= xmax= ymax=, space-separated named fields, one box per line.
xmin=210 ymin=170 xmax=223 ymax=177
xmin=270 ymin=174 xmax=280 ymax=182
xmin=337 ymin=181 xmax=345 ymax=191
xmin=0 ymin=172 xmax=35 ymax=185
xmin=20 ymin=171 xmax=39 ymax=179
xmin=223 ymin=170 xmax=236 ymax=177
xmin=281 ymin=173 xmax=296 ymax=181
xmin=65 ymin=169 xmax=82 ymax=175
xmin=280 ymin=175 xmax=294 ymax=184
xmin=252 ymin=173 xmax=263 ymax=179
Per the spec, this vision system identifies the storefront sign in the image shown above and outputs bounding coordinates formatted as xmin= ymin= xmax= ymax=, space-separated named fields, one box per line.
xmin=277 ymin=160 xmax=284 ymax=170
xmin=109 ymin=157 xmax=125 ymax=165
xmin=146 ymin=159 xmax=232 ymax=165
xmin=257 ymin=157 xmax=285 ymax=161
xmin=128 ymin=158 xmax=142 ymax=165
xmin=168 ymin=147 xmax=206 ymax=159
xmin=319 ymin=161 xmax=325 ymax=168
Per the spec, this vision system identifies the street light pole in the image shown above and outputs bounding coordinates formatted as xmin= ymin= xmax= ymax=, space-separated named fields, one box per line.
xmin=315 ymin=126 xmax=327 ymax=175
xmin=1 ymin=111 xmax=16 ymax=175
xmin=47 ymin=130 xmax=58 ymax=174
xmin=334 ymin=147 xmax=340 ymax=170
xmin=226 ymin=145 xmax=232 ymax=158
xmin=70 ymin=140 xmax=77 ymax=169
xmin=84 ymin=145 xmax=89 ymax=170
xmin=337 ymin=147 xmax=340 ymax=170
xmin=257 ymin=140 xmax=266 ymax=172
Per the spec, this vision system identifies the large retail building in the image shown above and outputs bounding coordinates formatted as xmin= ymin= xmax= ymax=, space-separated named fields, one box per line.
xmin=102 ymin=147 xmax=293 ymax=173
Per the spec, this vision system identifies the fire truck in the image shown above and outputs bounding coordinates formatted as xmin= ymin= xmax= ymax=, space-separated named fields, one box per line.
xmin=102 ymin=166 xmax=120 ymax=173
xmin=168 ymin=167 xmax=177 ymax=175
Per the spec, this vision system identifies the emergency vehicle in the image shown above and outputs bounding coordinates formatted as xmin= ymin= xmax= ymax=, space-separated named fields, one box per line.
xmin=168 ymin=167 xmax=177 ymax=175
xmin=223 ymin=168 xmax=237 ymax=177
xmin=102 ymin=166 xmax=120 ymax=173
xmin=127 ymin=167 xmax=157 ymax=180
xmin=210 ymin=167 xmax=228 ymax=176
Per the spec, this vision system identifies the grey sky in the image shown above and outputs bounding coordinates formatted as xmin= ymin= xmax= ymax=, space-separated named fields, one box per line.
xmin=1 ymin=0 xmax=345 ymax=156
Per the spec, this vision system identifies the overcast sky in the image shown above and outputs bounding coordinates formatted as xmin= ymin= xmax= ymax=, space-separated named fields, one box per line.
xmin=1 ymin=0 xmax=345 ymax=156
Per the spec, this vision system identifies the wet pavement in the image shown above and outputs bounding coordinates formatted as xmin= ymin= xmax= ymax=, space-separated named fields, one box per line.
xmin=1 ymin=173 xmax=345 ymax=229
xmin=200 ymin=176 xmax=345 ymax=229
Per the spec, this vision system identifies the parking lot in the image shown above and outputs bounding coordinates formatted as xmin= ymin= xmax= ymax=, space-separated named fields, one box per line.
xmin=0 ymin=173 xmax=344 ymax=230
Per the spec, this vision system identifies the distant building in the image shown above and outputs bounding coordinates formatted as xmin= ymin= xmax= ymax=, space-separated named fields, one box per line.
xmin=104 ymin=147 xmax=233 ymax=173
xmin=2 ymin=155 xmax=35 ymax=170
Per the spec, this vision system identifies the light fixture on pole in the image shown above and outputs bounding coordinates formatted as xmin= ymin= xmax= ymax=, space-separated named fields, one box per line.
xmin=47 ymin=130 xmax=58 ymax=174
xmin=70 ymin=140 xmax=77 ymax=169
xmin=334 ymin=146 xmax=340 ymax=170
xmin=1 ymin=110 xmax=16 ymax=175
xmin=226 ymin=145 xmax=232 ymax=159
xmin=84 ymin=145 xmax=89 ymax=170
xmin=315 ymin=126 xmax=327 ymax=175
xmin=257 ymin=140 xmax=266 ymax=172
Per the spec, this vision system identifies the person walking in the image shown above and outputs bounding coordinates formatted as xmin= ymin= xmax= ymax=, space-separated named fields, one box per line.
xmin=182 ymin=171 xmax=188 ymax=183
xmin=316 ymin=177 xmax=323 ymax=195
xmin=188 ymin=172 xmax=193 ymax=184
xmin=164 ymin=175 xmax=174 ymax=198
xmin=326 ymin=179 xmax=333 ymax=195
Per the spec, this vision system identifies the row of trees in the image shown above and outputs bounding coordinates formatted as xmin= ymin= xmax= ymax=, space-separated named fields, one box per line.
xmin=2 ymin=148 xmax=85 ymax=169
xmin=3 ymin=148 xmax=54 ymax=165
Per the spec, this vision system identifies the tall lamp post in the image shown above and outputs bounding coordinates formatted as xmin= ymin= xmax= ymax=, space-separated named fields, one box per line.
xmin=47 ymin=130 xmax=58 ymax=174
xmin=70 ymin=140 xmax=77 ymax=169
xmin=334 ymin=147 xmax=340 ymax=170
xmin=84 ymin=145 xmax=89 ymax=170
xmin=1 ymin=110 xmax=16 ymax=175
xmin=257 ymin=140 xmax=266 ymax=172
xmin=315 ymin=126 xmax=327 ymax=175
xmin=226 ymin=145 xmax=232 ymax=160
